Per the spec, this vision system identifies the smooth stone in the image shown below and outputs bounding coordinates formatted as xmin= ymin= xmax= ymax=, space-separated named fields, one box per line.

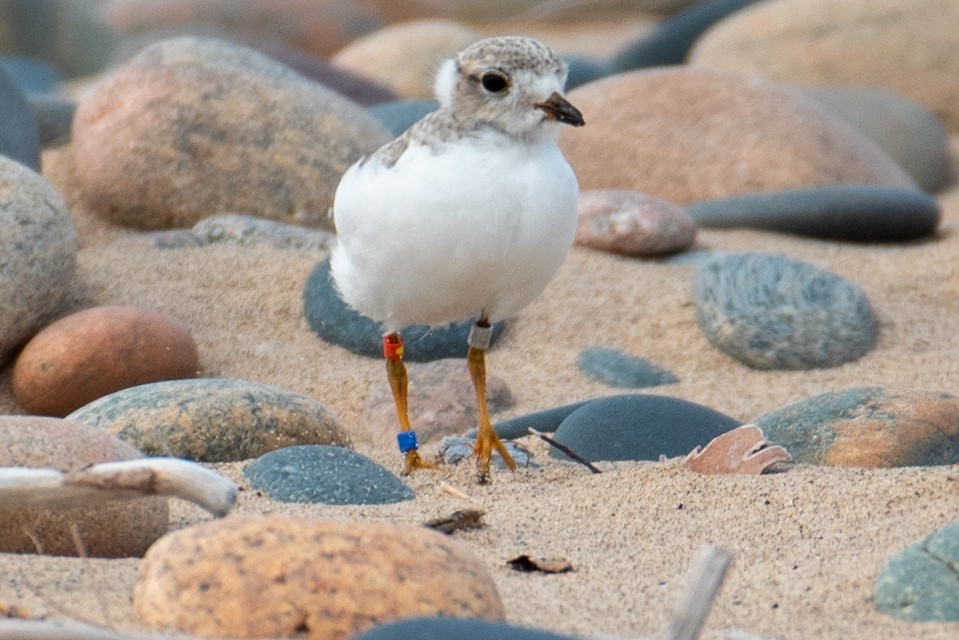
xmin=71 ymin=36 xmax=391 ymax=230
xmin=694 ymin=253 xmax=876 ymax=369
xmin=354 ymin=617 xmax=585 ymax=640
xmin=303 ymin=258 xmax=505 ymax=361
xmin=688 ymin=0 xmax=959 ymax=132
xmin=0 ymin=63 xmax=40 ymax=169
xmin=558 ymin=68 xmax=915 ymax=204
xmin=0 ymin=156 xmax=77 ymax=365
xmin=332 ymin=20 xmax=479 ymax=100
xmin=368 ymin=99 xmax=438 ymax=136
xmin=27 ymin=94 xmax=75 ymax=148
xmin=577 ymin=346 xmax=678 ymax=389
xmin=550 ymin=394 xmax=741 ymax=462
xmin=439 ymin=435 xmax=532 ymax=469
xmin=576 ymin=189 xmax=696 ymax=256
xmin=99 ymin=0 xmax=381 ymax=58
xmin=564 ymin=54 xmax=611 ymax=90
xmin=798 ymin=86 xmax=954 ymax=193
xmin=0 ymin=55 xmax=63 ymax=93
xmin=133 ymin=517 xmax=504 ymax=639
xmin=12 ymin=306 xmax=199 ymax=417
xmin=67 ymin=378 xmax=351 ymax=462
xmin=754 ymin=387 xmax=959 ymax=467
xmin=687 ymin=185 xmax=941 ymax=242
xmin=245 ymin=445 xmax=414 ymax=505
xmin=874 ymin=523 xmax=959 ymax=621
xmin=0 ymin=416 xmax=168 ymax=558
xmin=494 ymin=401 xmax=591 ymax=440
xmin=611 ymin=0 xmax=765 ymax=70
xmin=363 ymin=358 xmax=513 ymax=449
xmin=190 ymin=214 xmax=335 ymax=250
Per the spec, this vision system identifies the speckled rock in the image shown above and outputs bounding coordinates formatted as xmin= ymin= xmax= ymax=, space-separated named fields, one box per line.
xmin=755 ymin=387 xmax=959 ymax=467
xmin=875 ymin=523 xmax=959 ymax=621
xmin=686 ymin=185 xmax=941 ymax=241
xmin=133 ymin=516 xmax=504 ymax=639
xmin=0 ymin=63 xmax=40 ymax=170
xmin=332 ymin=20 xmax=479 ymax=100
xmin=354 ymin=617 xmax=585 ymax=640
xmin=549 ymin=394 xmax=741 ymax=462
xmin=67 ymin=378 xmax=351 ymax=462
xmin=71 ymin=36 xmax=391 ymax=230
xmin=245 ymin=445 xmax=414 ymax=505
xmin=190 ymin=214 xmax=335 ymax=250
xmin=694 ymin=253 xmax=876 ymax=369
xmin=558 ymin=68 xmax=915 ymax=204
xmin=0 ymin=156 xmax=77 ymax=365
xmin=577 ymin=346 xmax=677 ymax=389
xmin=0 ymin=416 xmax=168 ymax=558
xmin=688 ymin=0 xmax=959 ymax=132
xmin=303 ymin=258 xmax=505 ymax=361
xmin=99 ymin=0 xmax=381 ymax=58
xmin=440 ymin=435 xmax=531 ymax=470
xmin=13 ymin=306 xmax=199 ymax=417
xmin=362 ymin=358 xmax=513 ymax=450
xmin=576 ymin=189 xmax=696 ymax=256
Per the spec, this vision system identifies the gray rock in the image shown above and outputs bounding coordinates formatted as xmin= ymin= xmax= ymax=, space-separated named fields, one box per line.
xmin=0 ymin=63 xmax=40 ymax=169
xmin=27 ymin=94 xmax=75 ymax=148
xmin=71 ymin=36 xmax=391 ymax=230
xmin=577 ymin=346 xmax=678 ymax=388
xmin=439 ymin=435 xmax=532 ymax=469
xmin=245 ymin=445 xmax=414 ymax=505
xmin=874 ymin=523 xmax=959 ymax=621
xmin=67 ymin=378 xmax=352 ymax=462
xmin=190 ymin=214 xmax=335 ymax=250
xmin=0 ymin=156 xmax=77 ymax=364
xmin=694 ymin=253 xmax=876 ymax=369
xmin=368 ymin=99 xmax=438 ymax=136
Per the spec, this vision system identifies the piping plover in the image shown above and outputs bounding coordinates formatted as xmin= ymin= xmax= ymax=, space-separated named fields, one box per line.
xmin=331 ymin=36 xmax=584 ymax=482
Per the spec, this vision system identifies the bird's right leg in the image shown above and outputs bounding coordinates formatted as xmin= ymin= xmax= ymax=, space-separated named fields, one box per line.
xmin=384 ymin=332 xmax=435 ymax=474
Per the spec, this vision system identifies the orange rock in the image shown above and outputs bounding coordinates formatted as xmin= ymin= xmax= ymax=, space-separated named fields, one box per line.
xmin=134 ymin=516 xmax=504 ymax=640
xmin=12 ymin=306 xmax=198 ymax=417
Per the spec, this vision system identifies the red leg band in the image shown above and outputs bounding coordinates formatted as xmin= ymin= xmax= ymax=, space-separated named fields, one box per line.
xmin=383 ymin=334 xmax=404 ymax=360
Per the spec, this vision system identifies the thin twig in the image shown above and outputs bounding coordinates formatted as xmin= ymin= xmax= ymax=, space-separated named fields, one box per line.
xmin=665 ymin=544 xmax=735 ymax=640
xmin=528 ymin=428 xmax=602 ymax=473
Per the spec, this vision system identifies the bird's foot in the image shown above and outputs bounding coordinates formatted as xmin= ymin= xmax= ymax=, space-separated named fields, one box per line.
xmin=402 ymin=448 xmax=437 ymax=474
xmin=474 ymin=427 xmax=517 ymax=484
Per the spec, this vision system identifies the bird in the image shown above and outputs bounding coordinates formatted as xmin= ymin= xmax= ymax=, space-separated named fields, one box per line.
xmin=330 ymin=36 xmax=584 ymax=483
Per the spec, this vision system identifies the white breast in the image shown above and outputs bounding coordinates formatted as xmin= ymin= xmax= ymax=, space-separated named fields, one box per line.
xmin=330 ymin=131 xmax=579 ymax=334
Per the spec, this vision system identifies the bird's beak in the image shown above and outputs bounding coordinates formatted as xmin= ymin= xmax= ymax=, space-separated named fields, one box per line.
xmin=535 ymin=92 xmax=585 ymax=127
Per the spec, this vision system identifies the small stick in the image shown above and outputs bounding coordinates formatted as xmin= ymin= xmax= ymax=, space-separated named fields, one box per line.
xmin=439 ymin=480 xmax=471 ymax=500
xmin=528 ymin=428 xmax=602 ymax=474
xmin=665 ymin=544 xmax=734 ymax=640
xmin=0 ymin=458 xmax=237 ymax=517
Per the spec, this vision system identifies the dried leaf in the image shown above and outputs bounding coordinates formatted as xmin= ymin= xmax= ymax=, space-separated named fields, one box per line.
xmin=507 ymin=554 xmax=574 ymax=573
xmin=423 ymin=509 xmax=486 ymax=534
xmin=686 ymin=424 xmax=790 ymax=475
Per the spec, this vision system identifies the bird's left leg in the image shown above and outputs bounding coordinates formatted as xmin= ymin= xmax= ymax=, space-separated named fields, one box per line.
xmin=467 ymin=318 xmax=517 ymax=484
xmin=384 ymin=332 xmax=435 ymax=474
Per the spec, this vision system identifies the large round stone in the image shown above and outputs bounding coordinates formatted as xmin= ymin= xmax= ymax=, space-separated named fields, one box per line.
xmin=0 ymin=156 xmax=77 ymax=365
xmin=71 ymin=36 xmax=391 ymax=230
xmin=875 ymin=523 xmax=959 ymax=621
xmin=693 ymin=253 xmax=876 ymax=369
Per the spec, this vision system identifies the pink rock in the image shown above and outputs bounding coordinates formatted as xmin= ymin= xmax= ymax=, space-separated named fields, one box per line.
xmin=576 ymin=189 xmax=696 ymax=256
xmin=685 ymin=424 xmax=790 ymax=475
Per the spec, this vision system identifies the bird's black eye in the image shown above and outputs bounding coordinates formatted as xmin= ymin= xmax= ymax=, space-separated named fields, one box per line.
xmin=481 ymin=71 xmax=509 ymax=94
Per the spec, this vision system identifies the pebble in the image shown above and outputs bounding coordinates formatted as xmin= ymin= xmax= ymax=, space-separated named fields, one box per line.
xmin=133 ymin=516 xmax=504 ymax=639
xmin=611 ymin=0 xmax=765 ymax=70
xmin=754 ymin=387 xmax=959 ymax=467
xmin=0 ymin=156 xmax=77 ymax=365
xmin=558 ymin=67 xmax=914 ymax=204
xmin=12 ymin=306 xmax=198 ymax=417
xmin=688 ymin=0 xmax=959 ymax=132
xmin=547 ymin=394 xmax=740 ymax=462
xmin=71 ymin=36 xmax=391 ymax=230
xmin=577 ymin=346 xmax=678 ymax=389
xmin=798 ymin=86 xmax=954 ymax=193
xmin=99 ymin=0 xmax=380 ymax=58
xmin=0 ymin=415 xmax=168 ymax=558
xmin=67 ymin=378 xmax=351 ymax=462
xmin=354 ymin=617 xmax=585 ymax=640
xmin=363 ymin=358 xmax=513 ymax=449
xmin=693 ymin=253 xmax=876 ymax=369
xmin=686 ymin=185 xmax=941 ymax=242
xmin=368 ymin=99 xmax=439 ymax=136
xmin=576 ymin=189 xmax=696 ymax=256
xmin=439 ymin=435 xmax=532 ymax=469
xmin=303 ymin=258 xmax=505 ymax=361
xmin=874 ymin=523 xmax=959 ymax=621
xmin=332 ymin=20 xmax=479 ymax=100
xmin=245 ymin=445 xmax=414 ymax=505
xmin=0 ymin=63 xmax=40 ymax=170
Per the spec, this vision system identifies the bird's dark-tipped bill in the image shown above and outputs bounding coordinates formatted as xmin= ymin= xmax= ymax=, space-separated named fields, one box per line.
xmin=535 ymin=92 xmax=585 ymax=127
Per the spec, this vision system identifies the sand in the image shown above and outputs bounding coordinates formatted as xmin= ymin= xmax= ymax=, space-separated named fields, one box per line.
xmin=2 ymin=19 xmax=959 ymax=640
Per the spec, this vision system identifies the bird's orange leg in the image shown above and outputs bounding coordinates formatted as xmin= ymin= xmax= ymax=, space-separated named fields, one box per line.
xmin=384 ymin=332 xmax=435 ymax=474
xmin=467 ymin=320 xmax=516 ymax=484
